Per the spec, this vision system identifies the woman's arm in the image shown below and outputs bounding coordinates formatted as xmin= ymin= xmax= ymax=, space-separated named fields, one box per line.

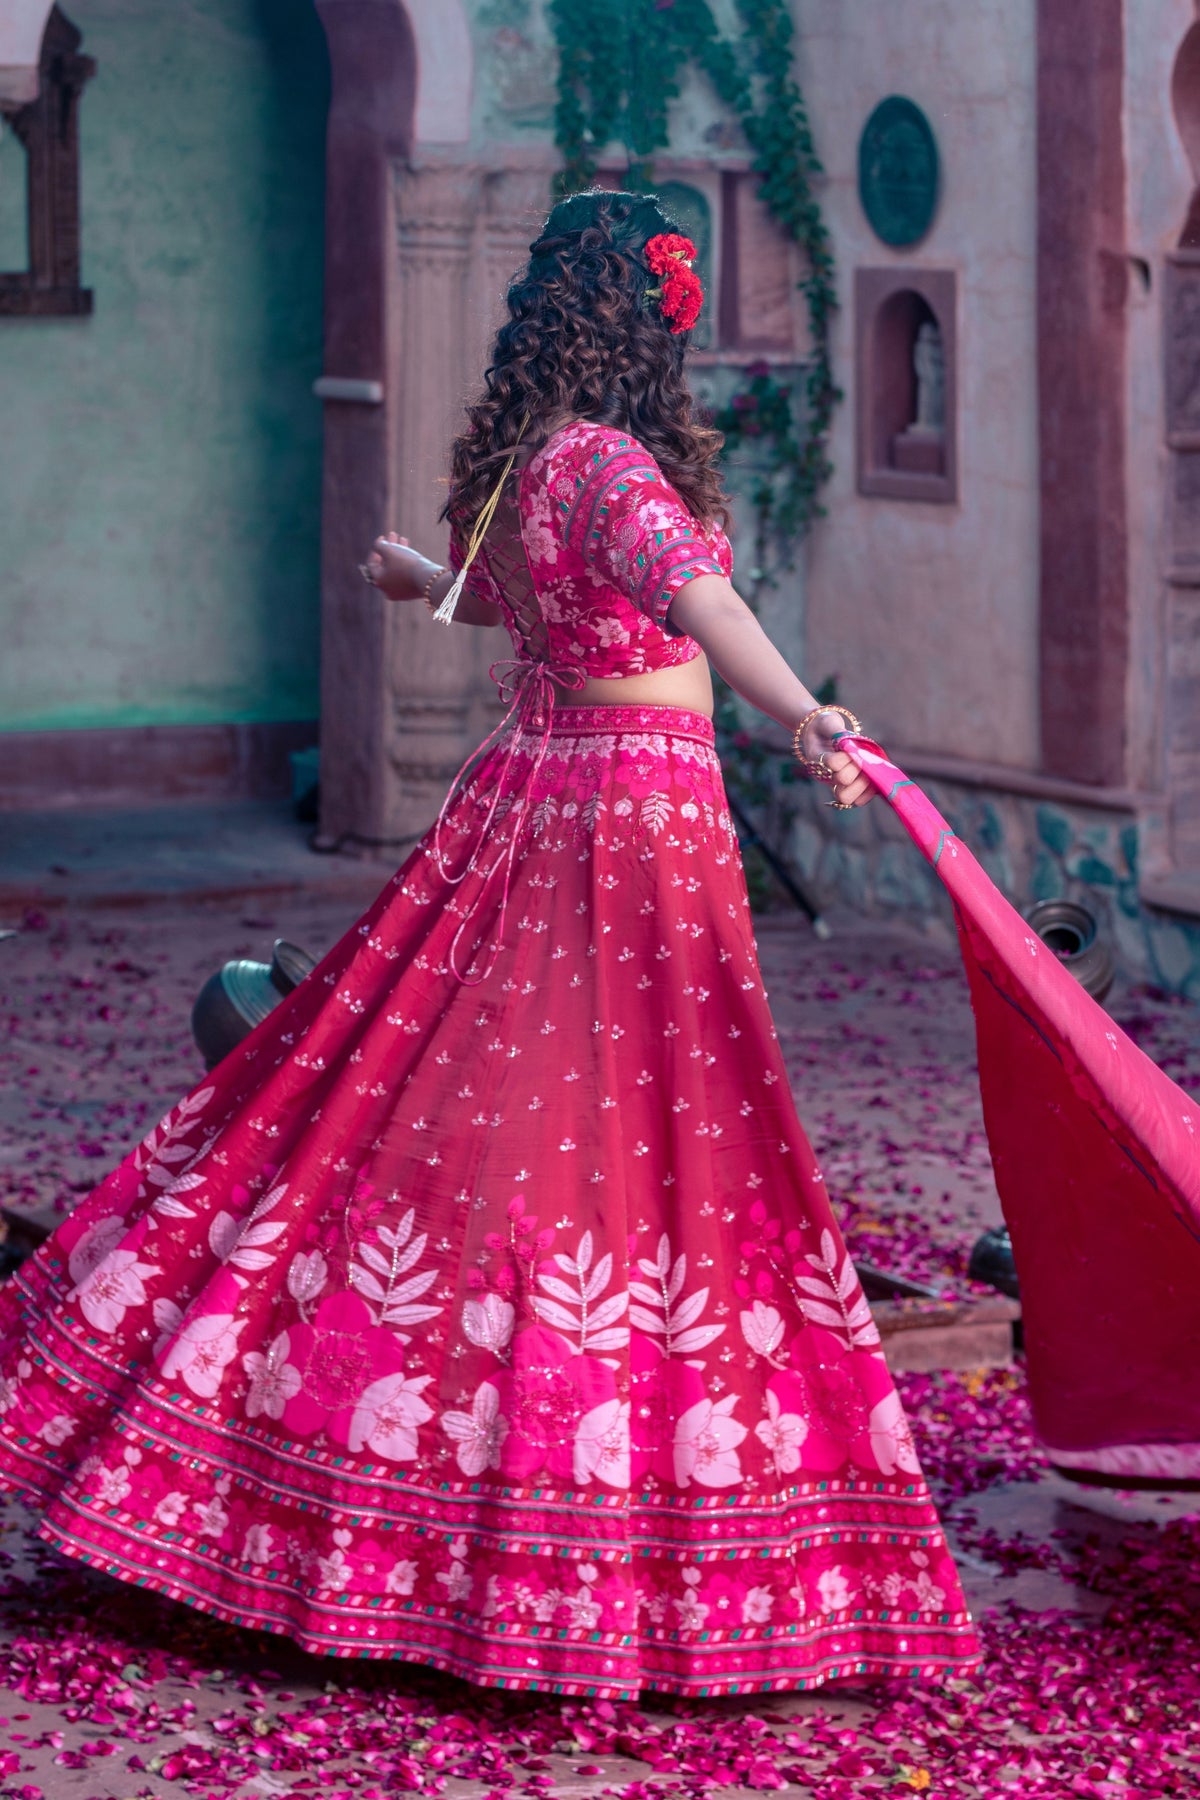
xmin=362 ymin=534 xmax=503 ymax=628
xmin=669 ymin=573 xmax=873 ymax=808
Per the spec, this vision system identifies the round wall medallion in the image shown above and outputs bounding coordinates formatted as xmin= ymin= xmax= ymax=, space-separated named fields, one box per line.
xmin=858 ymin=96 xmax=940 ymax=248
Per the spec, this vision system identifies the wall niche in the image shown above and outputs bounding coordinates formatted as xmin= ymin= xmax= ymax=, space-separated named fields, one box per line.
xmin=0 ymin=7 xmax=94 ymax=318
xmin=855 ymin=266 xmax=956 ymax=503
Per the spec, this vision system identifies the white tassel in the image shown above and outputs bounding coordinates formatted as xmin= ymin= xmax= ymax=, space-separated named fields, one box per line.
xmin=434 ymin=423 xmax=527 ymax=627
xmin=431 ymin=567 xmax=468 ymax=625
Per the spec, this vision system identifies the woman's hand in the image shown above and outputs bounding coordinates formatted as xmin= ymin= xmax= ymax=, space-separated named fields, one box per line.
xmin=821 ymin=746 xmax=873 ymax=809
xmin=360 ymin=532 xmax=443 ymax=603
xmin=803 ymin=709 xmax=874 ymax=809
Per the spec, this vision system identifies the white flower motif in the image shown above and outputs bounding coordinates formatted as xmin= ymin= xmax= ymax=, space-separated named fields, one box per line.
xmin=38 ymin=1414 xmax=76 ymax=1447
xmin=158 ymin=1312 xmax=245 ymax=1399
xmin=564 ymin=1583 xmax=602 ymax=1630
xmin=286 ymin=1249 xmax=328 ymax=1306
xmin=385 ymin=1558 xmax=419 ymax=1596
xmin=755 ymin=1390 xmax=809 ymax=1476
xmin=68 ymin=1218 xmax=160 ymax=1335
xmin=911 ymin=1568 xmax=947 ymax=1611
xmin=154 ymin=1490 xmax=189 ymax=1526
xmin=817 ymin=1566 xmax=852 ymax=1613
xmin=673 ymin=1394 xmax=747 ymax=1489
xmin=96 ymin=1464 xmax=132 ymax=1506
xmin=66 ymin=1216 xmax=125 ymax=1285
xmin=243 ymin=1523 xmax=274 ymax=1564
xmin=672 ymin=1571 xmax=709 ymax=1635
xmin=347 ymin=1373 xmax=434 ymax=1461
xmin=193 ymin=1494 xmax=230 ymax=1538
xmin=243 ymin=1331 xmax=303 ymax=1421
xmin=152 ymin=1298 xmax=184 ymax=1360
xmin=316 ymin=1547 xmax=351 ymax=1591
xmin=437 ymin=1558 xmax=472 ymax=1604
xmin=461 ymin=1294 xmax=515 ymax=1356
xmin=867 ymin=1389 xmax=921 ymax=1477
xmin=741 ymin=1586 xmax=774 ymax=1625
xmin=740 ymin=1301 xmax=785 ymax=1359
xmin=530 ymin=1586 xmax=562 ymax=1621
xmin=442 ymin=1381 xmax=508 ymax=1477
xmin=481 ymin=1574 xmax=503 ymax=1618
xmin=573 ymin=1397 xmax=630 ymax=1488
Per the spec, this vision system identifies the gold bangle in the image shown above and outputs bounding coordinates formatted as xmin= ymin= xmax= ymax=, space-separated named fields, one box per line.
xmin=791 ymin=704 xmax=863 ymax=777
xmin=421 ymin=565 xmax=448 ymax=614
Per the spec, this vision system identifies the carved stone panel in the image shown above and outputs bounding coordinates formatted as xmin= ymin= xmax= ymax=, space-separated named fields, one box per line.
xmin=1165 ymin=253 xmax=1200 ymax=445
xmin=378 ymin=159 xmax=556 ymax=842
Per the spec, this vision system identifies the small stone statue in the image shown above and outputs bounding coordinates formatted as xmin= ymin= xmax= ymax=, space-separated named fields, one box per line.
xmin=913 ymin=320 xmax=945 ymax=432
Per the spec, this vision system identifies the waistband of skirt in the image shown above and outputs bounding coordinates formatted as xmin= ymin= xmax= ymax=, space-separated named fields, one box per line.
xmin=541 ymin=702 xmax=716 ymax=745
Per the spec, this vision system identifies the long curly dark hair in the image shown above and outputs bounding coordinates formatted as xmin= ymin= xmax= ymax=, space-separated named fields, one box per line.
xmin=444 ymin=190 xmax=730 ymax=533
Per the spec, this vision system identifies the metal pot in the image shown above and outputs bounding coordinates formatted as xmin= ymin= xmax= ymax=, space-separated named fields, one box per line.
xmin=191 ymin=938 xmax=317 ymax=1071
xmin=1024 ymin=898 xmax=1115 ymax=1005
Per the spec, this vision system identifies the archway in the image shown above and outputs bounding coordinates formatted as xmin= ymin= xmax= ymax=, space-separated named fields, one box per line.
xmin=312 ymin=0 xmax=487 ymax=851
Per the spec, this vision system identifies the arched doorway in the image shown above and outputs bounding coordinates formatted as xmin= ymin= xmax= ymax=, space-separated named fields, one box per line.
xmin=313 ymin=0 xmax=553 ymax=853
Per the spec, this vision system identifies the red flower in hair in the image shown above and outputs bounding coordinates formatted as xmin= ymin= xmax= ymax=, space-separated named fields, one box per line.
xmin=644 ymin=232 xmax=703 ymax=335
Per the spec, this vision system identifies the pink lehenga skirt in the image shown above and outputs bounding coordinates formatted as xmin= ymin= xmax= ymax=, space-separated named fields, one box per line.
xmin=0 ymin=703 xmax=977 ymax=1698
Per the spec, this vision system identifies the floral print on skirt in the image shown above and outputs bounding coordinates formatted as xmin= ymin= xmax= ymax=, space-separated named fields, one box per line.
xmin=0 ymin=704 xmax=977 ymax=1698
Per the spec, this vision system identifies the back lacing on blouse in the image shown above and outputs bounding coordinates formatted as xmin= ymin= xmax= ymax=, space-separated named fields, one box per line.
xmin=434 ymin=422 xmax=733 ymax=982
xmin=432 ymin=477 xmax=582 ymax=985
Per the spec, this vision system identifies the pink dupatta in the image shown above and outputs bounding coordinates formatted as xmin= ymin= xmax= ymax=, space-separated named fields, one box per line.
xmin=850 ymin=737 xmax=1200 ymax=1484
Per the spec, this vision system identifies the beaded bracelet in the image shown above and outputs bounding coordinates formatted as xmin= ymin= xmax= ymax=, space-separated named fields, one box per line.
xmin=791 ymin=704 xmax=863 ymax=779
xmin=421 ymin=565 xmax=449 ymax=615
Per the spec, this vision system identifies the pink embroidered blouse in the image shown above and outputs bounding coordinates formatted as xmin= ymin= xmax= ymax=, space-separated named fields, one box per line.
xmin=449 ymin=421 xmax=733 ymax=678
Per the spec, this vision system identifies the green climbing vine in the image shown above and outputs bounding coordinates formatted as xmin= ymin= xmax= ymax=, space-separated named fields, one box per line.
xmin=549 ymin=0 xmax=839 ymax=562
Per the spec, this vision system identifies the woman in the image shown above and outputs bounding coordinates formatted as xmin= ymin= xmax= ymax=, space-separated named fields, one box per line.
xmin=0 ymin=191 xmax=976 ymax=1698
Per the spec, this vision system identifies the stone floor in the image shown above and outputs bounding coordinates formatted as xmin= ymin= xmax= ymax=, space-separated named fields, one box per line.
xmin=0 ymin=806 xmax=1199 ymax=1796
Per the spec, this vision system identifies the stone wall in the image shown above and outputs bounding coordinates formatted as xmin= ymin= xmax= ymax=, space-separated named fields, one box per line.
xmin=741 ymin=751 xmax=1200 ymax=998
xmin=796 ymin=0 xmax=1041 ymax=772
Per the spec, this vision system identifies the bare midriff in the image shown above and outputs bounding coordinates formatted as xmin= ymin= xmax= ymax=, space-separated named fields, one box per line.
xmin=553 ymin=651 xmax=714 ymax=718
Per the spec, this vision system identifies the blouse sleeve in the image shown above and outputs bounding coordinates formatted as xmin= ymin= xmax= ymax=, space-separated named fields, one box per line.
xmin=558 ymin=431 xmax=726 ymax=630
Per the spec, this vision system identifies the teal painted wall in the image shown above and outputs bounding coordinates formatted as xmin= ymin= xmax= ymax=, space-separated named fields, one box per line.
xmin=0 ymin=0 xmax=328 ymax=732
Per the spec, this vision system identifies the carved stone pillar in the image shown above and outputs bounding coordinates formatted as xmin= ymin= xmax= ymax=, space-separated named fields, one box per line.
xmin=313 ymin=0 xmax=416 ymax=851
xmin=313 ymin=7 xmax=553 ymax=852
xmin=1036 ymin=0 xmax=1129 ymax=788
xmin=1163 ymin=252 xmax=1200 ymax=870
xmin=381 ymin=165 xmax=485 ymax=839
xmin=379 ymin=159 xmax=553 ymax=841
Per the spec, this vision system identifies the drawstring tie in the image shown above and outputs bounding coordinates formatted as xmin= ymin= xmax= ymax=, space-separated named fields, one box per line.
xmin=432 ymin=656 xmax=585 ymax=985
